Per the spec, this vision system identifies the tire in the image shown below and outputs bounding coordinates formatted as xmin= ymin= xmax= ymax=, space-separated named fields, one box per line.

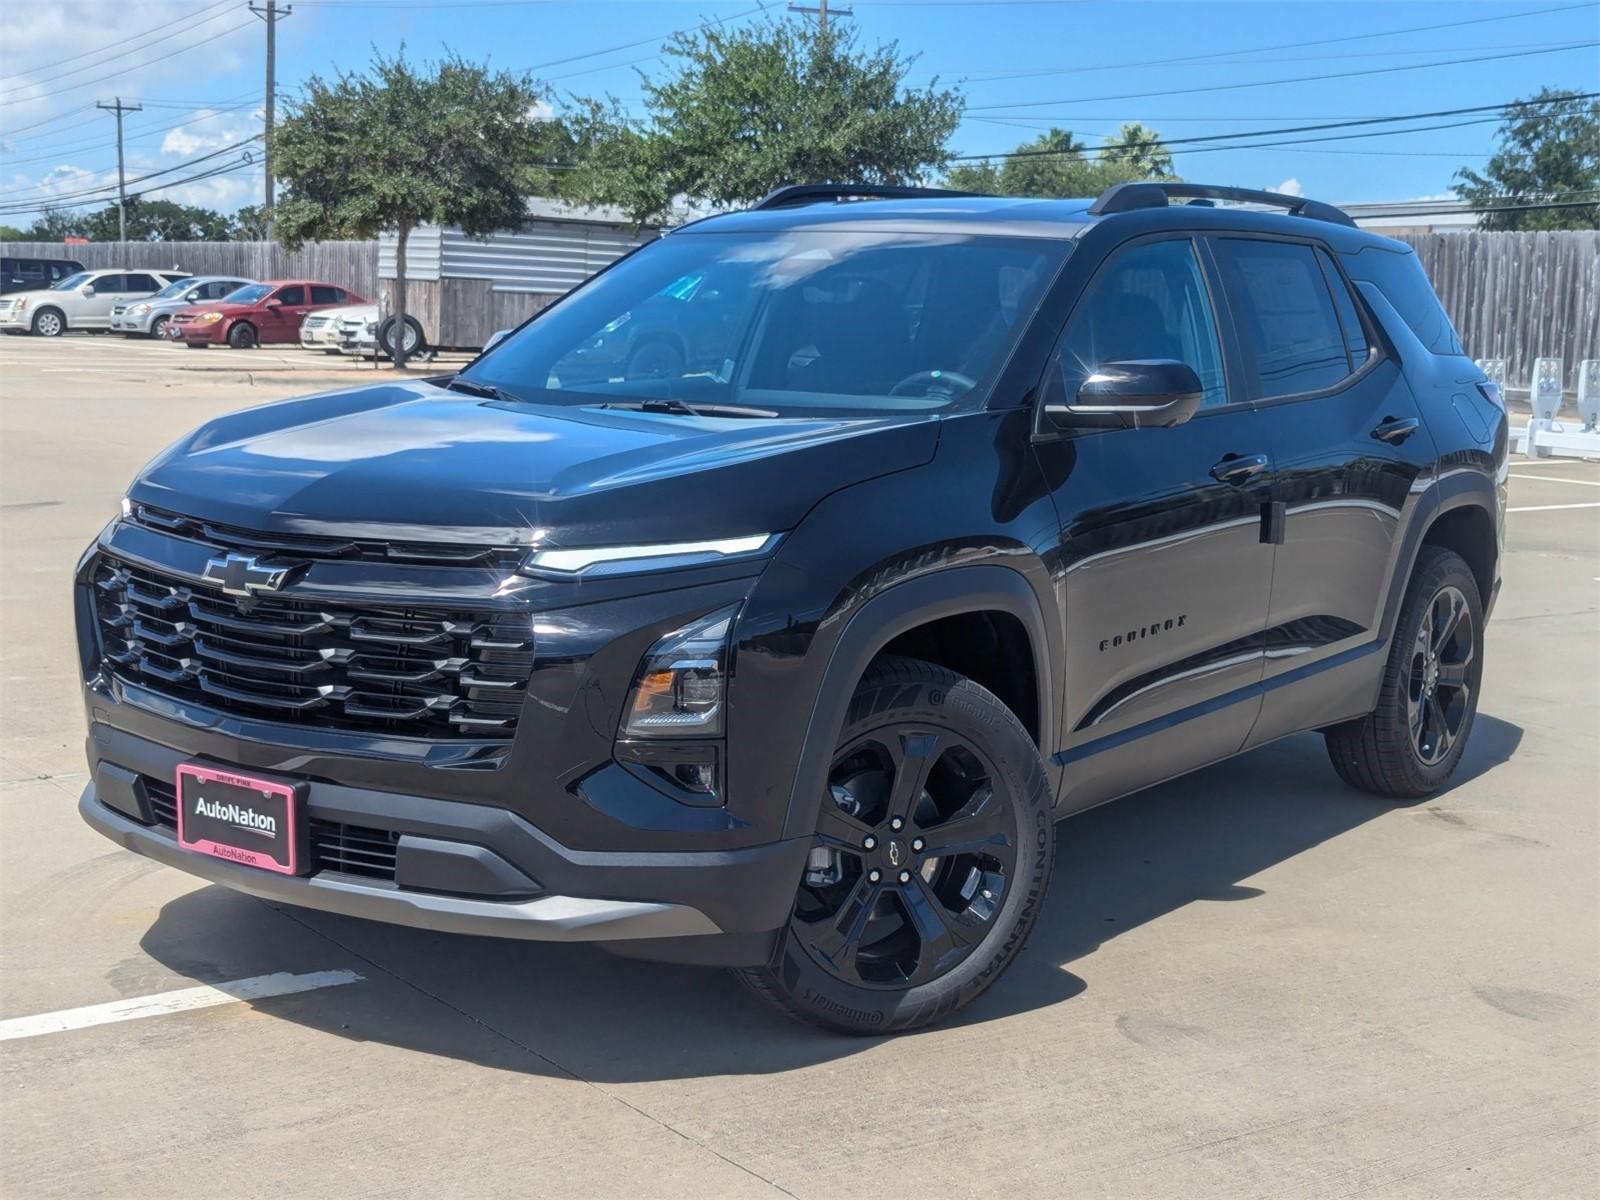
xmin=377 ymin=316 xmax=425 ymax=357
xmin=737 ymin=655 xmax=1054 ymax=1034
xmin=185 ymin=342 xmax=209 ymax=350
xmin=226 ymin=321 xmax=257 ymax=349
xmin=625 ymin=339 xmax=685 ymax=381
xmin=1324 ymin=546 xmax=1484 ymax=799
xmin=31 ymin=307 xmax=65 ymax=337
xmin=150 ymin=316 xmax=169 ymax=341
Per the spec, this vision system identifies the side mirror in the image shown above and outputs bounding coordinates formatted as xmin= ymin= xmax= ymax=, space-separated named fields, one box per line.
xmin=81 ymin=284 xmax=96 ymax=296
xmin=186 ymin=291 xmax=200 ymax=302
xmin=264 ymin=297 xmax=282 ymax=308
xmin=483 ymin=328 xmax=512 ymax=352
xmin=1044 ymin=359 xmax=1204 ymax=431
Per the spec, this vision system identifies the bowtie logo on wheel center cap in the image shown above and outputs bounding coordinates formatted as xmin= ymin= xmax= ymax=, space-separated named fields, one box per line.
xmin=886 ymin=839 xmax=905 ymax=868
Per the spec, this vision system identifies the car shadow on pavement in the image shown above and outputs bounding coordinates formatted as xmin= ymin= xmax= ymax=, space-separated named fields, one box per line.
xmin=138 ymin=717 xmax=1522 ymax=1080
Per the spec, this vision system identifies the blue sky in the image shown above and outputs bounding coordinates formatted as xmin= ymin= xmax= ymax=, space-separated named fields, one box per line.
xmin=2 ymin=0 xmax=1596 ymax=223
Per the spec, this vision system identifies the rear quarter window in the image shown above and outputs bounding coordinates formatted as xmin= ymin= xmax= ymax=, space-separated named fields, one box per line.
xmin=1340 ymin=246 xmax=1463 ymax=356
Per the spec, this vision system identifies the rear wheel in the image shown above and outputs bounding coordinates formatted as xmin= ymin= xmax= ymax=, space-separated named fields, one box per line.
xmin=226 ymin=321 xmax=257 ymax=349
xmin=377 ymin=316 xmax=425 ymax=357
xmin=31 ymin=307 xmax=65 ymax=337
xmin=738 ymin=656 xmax=1054 ymax=1034
xmin=1324 ymin=546 xmax=1483 ymax=798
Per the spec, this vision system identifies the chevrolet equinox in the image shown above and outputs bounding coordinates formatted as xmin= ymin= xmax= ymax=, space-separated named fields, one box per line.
xmin=75 ymin=182 xmax=1506 ymax=1033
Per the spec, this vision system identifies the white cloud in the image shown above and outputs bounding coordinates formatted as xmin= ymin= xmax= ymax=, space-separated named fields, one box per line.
xmin=1271 ymin=177 xmax=1304 ymax=197
xmin=161 ymin=108 xmax=262 ymax=157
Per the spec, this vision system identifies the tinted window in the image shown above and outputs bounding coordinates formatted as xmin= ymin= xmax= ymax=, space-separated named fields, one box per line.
xmin=467 ymin=230 xmax=1068 ymax=415
xmin=49 ymin=262 xmax=79 ymax=281
xmin=91 ymin=275 xmax=127 ymax=293
xmin=123 ymin=274 xmax=160 ymax=292
xmin=274 ymin=285 xmax=305 ymax=305
xmin=1218 ymin=240 xmax=1350 ymax=398
xmin=310 ymin=285 xmax=342 ymax=304
xmin=1316 ymin=248 xmax=1369 ymax=368
xmin=1344 ymin=247 xmax=1463 ymax=356
xmin=18 ymin=261 xmax=46 ymax=280
xmin=1056 ymin=237 xmax=1228 ymax=408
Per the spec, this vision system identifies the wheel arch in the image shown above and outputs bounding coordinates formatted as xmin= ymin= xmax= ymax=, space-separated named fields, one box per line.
xmin=32 ymin=304 xmax=66 ymax=333
xmin=780 ymin=564 xmax=1058 ymax=841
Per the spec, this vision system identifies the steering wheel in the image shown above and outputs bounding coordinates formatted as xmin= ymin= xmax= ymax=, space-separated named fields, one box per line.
xmin=889 ymin=369 xmax=979 ymax=397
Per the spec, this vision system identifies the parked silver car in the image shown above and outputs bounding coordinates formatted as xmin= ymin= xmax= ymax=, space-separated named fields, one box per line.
xmin=110 ymin=276 xmax=252 ymax=339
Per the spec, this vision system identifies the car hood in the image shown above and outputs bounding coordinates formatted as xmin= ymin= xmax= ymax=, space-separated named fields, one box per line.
xmin=2 ymin=288 xmax=73 ymax=302
xmin=127 ymin=381 xmax=941 ymax=547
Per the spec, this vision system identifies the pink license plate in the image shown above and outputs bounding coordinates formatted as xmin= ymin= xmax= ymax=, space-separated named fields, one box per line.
xmin=175 ymin=764 xmax=305 ymax=875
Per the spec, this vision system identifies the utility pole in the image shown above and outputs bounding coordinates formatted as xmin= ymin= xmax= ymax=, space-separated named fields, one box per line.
xmin=96 ymin=98 xmax=142 ymax=243
xmin=248 ymin=0 xmax=290 ymax=238
xmin=788 ymin=0 xmax=850 ymax=34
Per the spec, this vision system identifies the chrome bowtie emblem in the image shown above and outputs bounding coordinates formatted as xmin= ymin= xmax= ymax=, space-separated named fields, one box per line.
xmin=202 ymin=553 xmax=291 ymax=597
xmin=887 ymin=840 xmax=904 ymax=868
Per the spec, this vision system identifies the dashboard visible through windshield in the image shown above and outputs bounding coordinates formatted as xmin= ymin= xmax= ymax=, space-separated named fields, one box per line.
xmin=460 ymin=230 xmax=1069 ymax=417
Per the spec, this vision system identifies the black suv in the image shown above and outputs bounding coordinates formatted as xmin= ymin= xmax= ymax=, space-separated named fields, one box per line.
xmin=75 ymin=182 xmax=1506 ymax=1033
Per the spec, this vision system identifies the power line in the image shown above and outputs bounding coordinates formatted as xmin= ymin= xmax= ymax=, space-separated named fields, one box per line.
xmin=0 ymin=3 xmax=243 ymax=99
xmin=950 ymin=93 xmax=1600 ymax=163
xmin=0 ymin=138 xmax=263 ymax=212
xmin=0 ymin=0 xmax=238 ymax=83
xmin=2 ymin=99 xmax=260 ymax=169
xmin=967 ymin=41 xmax=1600 ymax=112
xmin=0 ymin=20 xmax=258 ymax=107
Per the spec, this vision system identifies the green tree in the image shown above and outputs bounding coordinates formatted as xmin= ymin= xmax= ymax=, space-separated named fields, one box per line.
xmin=273 ymin=49 xmax=556 ymax=367
xmin=946 ymin=125 xmax=1176 ymax=198
xmin=560 ymin=20 xmax=963 ymax=224
xmin=79 ymin=200 xmax=234 ymax=241
xmin=0 ymin=224 xmax=27 ymax=242
xmin=24 ymin=207 xmax=86 ymax=241
xmin=1455 ymin=89 xmax=1600 ymax=230
xmin=229 ymin=204 xmax=270 ymax=240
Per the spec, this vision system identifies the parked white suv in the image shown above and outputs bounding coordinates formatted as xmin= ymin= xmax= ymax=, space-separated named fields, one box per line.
xmin=0 ymin=268 xmax=187 ymax=337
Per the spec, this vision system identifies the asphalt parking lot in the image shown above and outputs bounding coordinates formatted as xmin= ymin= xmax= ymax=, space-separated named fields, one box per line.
xmin=1 ymin=335 xmax=1596 ymax=1199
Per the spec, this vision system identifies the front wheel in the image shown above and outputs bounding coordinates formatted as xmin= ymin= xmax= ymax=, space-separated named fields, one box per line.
xmin=226 ymin=321 xmax=257 ymax=349
xmin=737 ymin=656 xmax=1054 ymax=1034
xmin=1324 ymin=546 xmax=1484 ymax=798
xmin=31 ymin=308 xmax=65 ymax=337
xmin=149 ymin=316 xmax=169 ymax=340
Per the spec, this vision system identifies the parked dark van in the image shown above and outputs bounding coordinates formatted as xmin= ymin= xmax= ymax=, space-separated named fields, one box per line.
xmin=1 ymin=256 xmax=84 ymax=296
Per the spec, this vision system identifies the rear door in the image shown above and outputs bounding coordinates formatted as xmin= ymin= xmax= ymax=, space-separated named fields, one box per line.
xmin=1034 ymin=234 xmax=1276 ymax=812
xmin=1209 ymin=235 xmax=1436 ymax=746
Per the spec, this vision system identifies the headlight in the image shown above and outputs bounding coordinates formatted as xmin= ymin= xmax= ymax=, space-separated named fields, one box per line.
xmin=130 ymin=303 xmax=151 ymax=316
xmin=622 ymin=605 xmax=738 ymax=738
xmin=523 ymin=533 xmax=778 ymax=578
xmin=197 ymin=312 xmax=224 ymax=325
xmin=120 ymin=497 xmax=133 ymax=519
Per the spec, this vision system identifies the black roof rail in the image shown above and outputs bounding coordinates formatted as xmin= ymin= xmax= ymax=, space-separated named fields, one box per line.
xmin=753 ymin=183 xmax=982 ymax=210
xmin=1087 ymin=182 xmax=1356 ymax=228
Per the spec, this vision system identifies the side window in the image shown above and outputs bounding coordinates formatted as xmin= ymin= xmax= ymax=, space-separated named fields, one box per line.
xmin=1056 ymin=237 xmax=1229 ymax=408
xmin=92 ymin=275 xmax=126 ymax=293
xmin=274 ymin=285 xmax=305 ymax=306
xmin=49 ymin=263 xmax=75 ymax=282
xmin=123 ymin=273 xmax=160 ymax=292
xmin=1345 ymin=247 xmax=1463 ymax=356
xmin=1316 ymin=248 xmax=1369 ymax=369
xmin=19 ymin=261 xmax=46 ymax=282
xmin=1216 ymin=239 xmax=1350 ymax=398
xmin=310 ymin=285 xmax=342 ymax=304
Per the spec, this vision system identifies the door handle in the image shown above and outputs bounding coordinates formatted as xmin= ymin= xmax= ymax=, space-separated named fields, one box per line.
xmin=1371 ymin=416 xmax=1420 ymax=444
xmin=1210 ymin=453 xmax=1269 ymax=484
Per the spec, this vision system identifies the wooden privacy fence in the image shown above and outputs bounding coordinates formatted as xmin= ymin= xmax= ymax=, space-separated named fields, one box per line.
xmin=1397 ymin=231 xmax=1599 ymax=393
xmin=0 ymin=240 xmax=378 ymax=300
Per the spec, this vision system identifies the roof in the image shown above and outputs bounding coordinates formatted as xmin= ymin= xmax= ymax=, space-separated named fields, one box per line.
xmin=678 ymin=190 xmax=1404 ymax=252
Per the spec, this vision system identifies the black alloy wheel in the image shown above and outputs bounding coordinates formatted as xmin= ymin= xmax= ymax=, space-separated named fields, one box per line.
xmin=227 ymin=321 xmax=258 ymax=349
xmin=1325 ymin=546 xmax=1484 ymax=798
xmin=1407 ymin=584 xmax=1475 ymax=767
xmin=739 ymin=656 xmax=1053 ymax=1034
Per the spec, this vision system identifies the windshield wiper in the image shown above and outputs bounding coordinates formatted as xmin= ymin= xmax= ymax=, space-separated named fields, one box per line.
xmin=599 ymin=398 xmax=778 ymax=419
xmin=443 ymin=376 xmax=513 ymax=401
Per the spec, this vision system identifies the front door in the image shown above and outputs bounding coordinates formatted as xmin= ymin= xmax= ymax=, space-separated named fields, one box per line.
xmin=1032 ymin=235 xmax=1277 ymax=812
xmin=261 ymin=285 xmax=309 ymax=342
xmin=1208 ymin=236 xmax=1438 ymax=745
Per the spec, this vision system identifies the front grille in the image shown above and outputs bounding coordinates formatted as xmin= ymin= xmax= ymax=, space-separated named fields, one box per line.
xmin=93 ymin=558 xmax=534 ymax=738
xmin=127 ymin=502 xmax=525 ymax=568
xmin=143 ymin=780 xmax=401 ymax=881
xmin=302 ymin=314 xmax=331 ymax=331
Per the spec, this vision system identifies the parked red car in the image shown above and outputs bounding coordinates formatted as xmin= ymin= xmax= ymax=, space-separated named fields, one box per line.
xmin=168 ymin=280 xmax=367 ymax=349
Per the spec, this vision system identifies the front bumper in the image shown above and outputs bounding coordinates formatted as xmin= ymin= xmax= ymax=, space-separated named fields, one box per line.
xmin=110 ymin=312 xmax=154 ymax=334
xmin=79 ymin=718 xmax=808 ymax=953
xmin=0 ymin=310 xmax=30 ymax=330
xmin=175 ymin=321 xmax=225 ymax=344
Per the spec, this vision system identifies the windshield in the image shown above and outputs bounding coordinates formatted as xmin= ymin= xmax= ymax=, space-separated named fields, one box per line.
xmin=153 ymin=277 xmax=197 ymax=299
xmin=52 ymin=272 xmax=92 ymax=291
xmin=461 ymin=230 xmax=1068 ymax=416
xmin=221 ymin=283 xmax=272 ymax=305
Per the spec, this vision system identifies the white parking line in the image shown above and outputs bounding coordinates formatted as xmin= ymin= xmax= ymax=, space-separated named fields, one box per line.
xmin=0 ymin=970 xmax=362 ymax=1042
xmin=1507 ymin=502 xmax=1600 ymax=513
xmin=1510 ymin=458 xmax=1600 ymax=469
xmin=1508 ymin=474 xmax=1600 ymax=487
